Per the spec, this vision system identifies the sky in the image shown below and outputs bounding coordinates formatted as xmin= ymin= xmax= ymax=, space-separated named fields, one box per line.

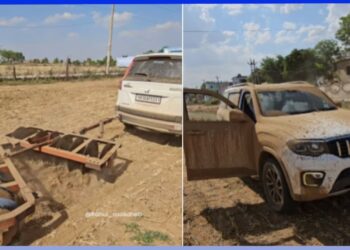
xmin=184 ymin=4 xmax=350 ymax=87
xmin=0 ymin=4 xmax=181 ymax=60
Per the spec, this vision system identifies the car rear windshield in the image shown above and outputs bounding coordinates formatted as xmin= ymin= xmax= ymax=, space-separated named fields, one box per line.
xmin=126 ymin=57 xmax=181 ymax=84
xmin=257 ymin=89 xmax=336 ymax=116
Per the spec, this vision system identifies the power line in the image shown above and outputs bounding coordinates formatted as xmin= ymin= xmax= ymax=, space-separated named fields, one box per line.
xmin=184 ymin=28 xmax=307 ymax=33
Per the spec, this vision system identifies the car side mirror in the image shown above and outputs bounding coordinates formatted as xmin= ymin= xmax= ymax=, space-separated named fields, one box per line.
xmin=229 ymin=109 xmax=251 ymax=123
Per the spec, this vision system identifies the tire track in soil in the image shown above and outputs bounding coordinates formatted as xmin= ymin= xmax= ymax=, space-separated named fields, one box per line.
xmin=184 ymin=175 xmax=350 ymax=246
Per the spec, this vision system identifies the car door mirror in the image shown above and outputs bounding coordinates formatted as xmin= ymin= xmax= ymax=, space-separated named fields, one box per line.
xmin=229 ymin=109 xmax=251 ymax=123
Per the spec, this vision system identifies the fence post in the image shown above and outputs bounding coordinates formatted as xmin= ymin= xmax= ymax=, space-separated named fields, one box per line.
xmin=12 ymin=65 xmax=16 ymax=80
xmin=65 ymin=58 xmax=70 ymax=81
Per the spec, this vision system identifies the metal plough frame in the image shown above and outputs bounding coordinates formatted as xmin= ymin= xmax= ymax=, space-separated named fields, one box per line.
xmin=0 ymin=147 xmax=35 ymax=245
xmin=5 ymin=127 xmax=120 ymax=171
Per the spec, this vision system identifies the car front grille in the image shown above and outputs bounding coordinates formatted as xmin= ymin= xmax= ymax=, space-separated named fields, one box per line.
xmin=330 ymin=168 xmax=350 ymax=193
xmin=328 ymin=137 xmax=350 ymax=158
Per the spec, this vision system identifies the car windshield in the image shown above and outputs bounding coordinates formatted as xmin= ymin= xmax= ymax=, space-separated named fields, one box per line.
xmin=126 ymin=57 xmax=181 ymax=84
xmin=257 ymin=89 xmax=337 ymax=116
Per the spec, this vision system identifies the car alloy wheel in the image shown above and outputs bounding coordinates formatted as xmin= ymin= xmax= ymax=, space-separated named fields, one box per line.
xmin=264 ymin=162 xmax=284 ymax=207
xmin=261 ymin=157 xmax=297 ymax=212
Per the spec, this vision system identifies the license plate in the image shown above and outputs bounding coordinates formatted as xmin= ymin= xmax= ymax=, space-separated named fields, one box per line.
xmin=135 ymin=94 xmax=161 ymax=104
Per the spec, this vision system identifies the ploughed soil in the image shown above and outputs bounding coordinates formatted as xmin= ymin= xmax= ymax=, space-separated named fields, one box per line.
xmin=184 ymin=176 xmax=350 ymax=246
xmin=0 ymin=78 xmax=182 ymax=246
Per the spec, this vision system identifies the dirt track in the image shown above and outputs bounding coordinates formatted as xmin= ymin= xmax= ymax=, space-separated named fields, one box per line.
xmin=184 ymin=175 xmax=350 ymax=246
xmin=0 ymin=78 xmax=182 ymax=245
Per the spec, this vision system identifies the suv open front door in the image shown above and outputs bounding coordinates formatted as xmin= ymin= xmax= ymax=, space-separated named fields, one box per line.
xmin=184 ymin=88 xmax=258 ymax=181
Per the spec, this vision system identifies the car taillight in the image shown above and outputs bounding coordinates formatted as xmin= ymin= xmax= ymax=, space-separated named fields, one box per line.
xmin=119 ymin=59 xmax=134 ymax=90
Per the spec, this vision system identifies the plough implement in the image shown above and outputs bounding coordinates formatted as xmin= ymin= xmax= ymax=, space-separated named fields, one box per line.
xmin=0 ymin=148 xmax=35 ymax=245
xmin=0 ymin=123 xmax=121 ymax=245
xmin=5 ymin=126 xmax=120 ymax=171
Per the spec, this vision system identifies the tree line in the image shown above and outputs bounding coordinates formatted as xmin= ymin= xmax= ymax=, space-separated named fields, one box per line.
xmin=0 ymin=51 xmax=117 ymax=67
xmin=249 ymin=13 xmax=350 ymax=84
xmin=0 ymin=45 xmax=170 ymax=66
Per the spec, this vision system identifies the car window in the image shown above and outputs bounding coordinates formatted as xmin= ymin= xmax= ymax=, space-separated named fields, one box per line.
xmin=257 ymin=90 xmax=336 ymax=116
xmin=185 ymin=93 xmax=226 ymax=122
xmin=126 ymin=57 xmax=181 ymax=84
xmin=241 ymin=92 xmax=256 ymax=122
xmin=228 ymin=92 xmax=240 ymax=106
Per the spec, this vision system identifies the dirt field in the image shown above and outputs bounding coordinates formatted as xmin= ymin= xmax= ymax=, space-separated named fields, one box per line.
xmin=184 ymin=172 xmax=350 ymax=246
xmin=0 ymin=78 xmax=182 ymax=246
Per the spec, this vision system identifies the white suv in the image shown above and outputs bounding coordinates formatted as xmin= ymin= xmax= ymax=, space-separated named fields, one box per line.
xmin=116 ymin=52 xmax=182 ymax=134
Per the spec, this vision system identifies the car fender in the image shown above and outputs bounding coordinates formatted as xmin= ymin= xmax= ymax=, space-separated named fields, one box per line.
xmin=260 ymin=145 xmax=297 ymax=200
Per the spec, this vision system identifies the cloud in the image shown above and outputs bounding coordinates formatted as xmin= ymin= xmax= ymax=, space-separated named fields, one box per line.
xmin=188 ymin=4 xmax=217 ymax=24
xmin=274 ymin=22 xmax=298 ymax=44
xmin=283 ymin=21 xmax=296 ymax=30
xmin=92 ymin=11 xmax=133 ymax=27
xmin=275 ymin=30 xmax=297 ymax=44
xmin=67 ymin=32 xmax=79 ymax=39
xmin=247 ymin=4 xmax=303 ymax=14
xmin=279 ymin=4 xmax=303 ymax=14
xmin=154 ymin=21 xmax=180 ymax=30
xmin=117 ymin=21 xmax=181 ymax=55
xmin=243 ymin=22 xmax=271 ymax=45
xmin=223 ymin=30 xmax=235 ymax=37
xmin=222 ymin=4 xmax=243 ymax=16
xmin=44 ymin=12 xmax=84 ymax=24
xmin=297 ymin=24 xmax=326 ymax=42
xmin=326 ymin=4 xmax=350 ymax=34
xmin=275 ymin=22 xmax=326 ymax=44
xmin=0 ymin=16 xmax=25 ymax=26
xmin=184 ymin=42 xmax=269 ymax=86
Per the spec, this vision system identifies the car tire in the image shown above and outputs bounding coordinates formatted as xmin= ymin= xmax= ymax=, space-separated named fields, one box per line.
xmin=261 ymin=158 xmax=295 ymax=213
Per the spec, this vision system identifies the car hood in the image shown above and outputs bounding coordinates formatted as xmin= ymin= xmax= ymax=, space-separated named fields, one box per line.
xmin=259 ymin=109 xmax=350 ymax=140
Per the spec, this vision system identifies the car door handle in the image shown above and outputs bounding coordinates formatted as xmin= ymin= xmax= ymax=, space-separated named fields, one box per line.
xmin=187 ymin=130 xmax=205 ymax=135
xmin=124 ymin=84 xmax=132 ymax=88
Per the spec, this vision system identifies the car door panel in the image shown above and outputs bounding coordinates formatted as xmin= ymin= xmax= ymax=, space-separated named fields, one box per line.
xmin=184 ymin=88 xmax=258 ymax=181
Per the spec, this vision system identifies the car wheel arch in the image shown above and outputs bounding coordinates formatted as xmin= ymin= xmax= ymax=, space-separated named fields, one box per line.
xmin=258 ymin=147 xmax=296 ymax=201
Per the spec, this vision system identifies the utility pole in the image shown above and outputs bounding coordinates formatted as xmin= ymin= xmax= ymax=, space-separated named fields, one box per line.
xmin=248 ymin=59 xmax=260 ymax=84
xmin=106 ymin=4 xmax=115 ymax=75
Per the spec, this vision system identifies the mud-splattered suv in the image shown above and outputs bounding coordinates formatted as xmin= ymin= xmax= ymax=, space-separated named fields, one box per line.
xmin=116 ymin=52 xmax=182 ymax=134
xmin=184 ymin=81 xmax=350 ymax=212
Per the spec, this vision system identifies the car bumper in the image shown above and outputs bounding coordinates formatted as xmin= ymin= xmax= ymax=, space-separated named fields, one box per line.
xmin=281 ymin=149 xmax=350 ymax=201
xmin=116 ymin=106 xmax=182 ymax=135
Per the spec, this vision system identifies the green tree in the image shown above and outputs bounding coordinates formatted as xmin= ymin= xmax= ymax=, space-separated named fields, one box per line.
xmin=32 ymin=58 xmax=40 ymax=64
xmin=41 ymin=58 xmax=49 ymax=64
xmin=259 ymin=56 xmax=285 ymax=83
xmin=53 ymin=58 xmax=60 ymax=64
xmin=336 ymin=14 xmax=350 ymax=50
xmin=85 ymin=58 xmax=93 ymax=66
xmin=72 ymin=60 xmax=81 ymax=66
xmin=284 ymin=49 xmax=317 ymax=82
xmin=0 ymin=49 xmax=25 ymax=63
xmin=314 ymin=39 xmax=340 ymax=79
xmin=98 ymin=56 xmax=116 ymax=66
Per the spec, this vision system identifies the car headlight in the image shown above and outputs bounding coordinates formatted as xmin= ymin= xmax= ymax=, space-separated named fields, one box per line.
xmin=287 ymin=139 xmax=329 ymax=157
